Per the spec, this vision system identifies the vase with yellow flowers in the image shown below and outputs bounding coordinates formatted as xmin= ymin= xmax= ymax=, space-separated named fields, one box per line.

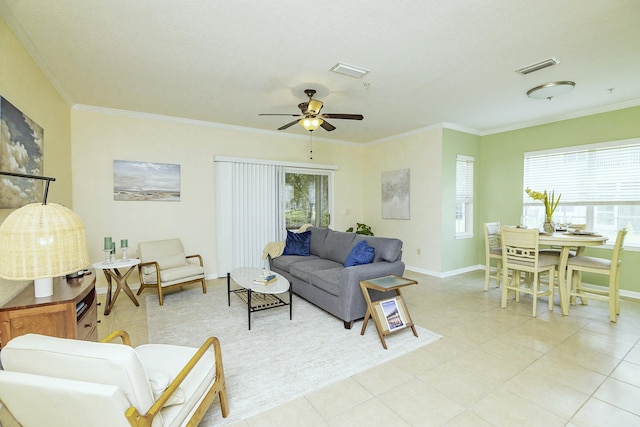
xmin=525 ymin=188 xmax=561 ymax=233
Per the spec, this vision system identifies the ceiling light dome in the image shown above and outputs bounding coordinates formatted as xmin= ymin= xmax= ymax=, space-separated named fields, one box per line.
xmin=527 ymin=81 xmax=575 ymax=100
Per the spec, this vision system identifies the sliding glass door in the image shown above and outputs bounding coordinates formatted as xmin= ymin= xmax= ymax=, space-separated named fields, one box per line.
xmin=285 ymin=169 xmax=331 ymax=230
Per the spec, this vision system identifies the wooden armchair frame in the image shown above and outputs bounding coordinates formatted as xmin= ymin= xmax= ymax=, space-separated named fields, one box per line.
xmin=102 ymin=330 xmax=228 ymax=427
xmin=137 ymin=253 xmax=206 ymax=305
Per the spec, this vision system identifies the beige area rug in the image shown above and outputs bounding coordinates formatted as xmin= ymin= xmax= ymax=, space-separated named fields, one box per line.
xmin=146 ymin=284 xmax=442 ymax=425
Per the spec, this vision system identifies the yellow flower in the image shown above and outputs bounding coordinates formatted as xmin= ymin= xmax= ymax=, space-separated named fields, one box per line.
xmin=526 ymin=188 xmax=561 ymax=222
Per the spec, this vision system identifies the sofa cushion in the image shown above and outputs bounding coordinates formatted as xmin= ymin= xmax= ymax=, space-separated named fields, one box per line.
xmin=354 ymin=235 xmax=403 ymax=263
xmin=290 ymin=259 xmax=343 ymax=283
xmin=323 ymin=230 xmax=357 ymax=264
xmin=271 ymin=254 xmax=320 ymax=273
xmin=283 ymin=230 xmax=311 ymax=256
xmin=344 ymin=240 xmax=375 ymax=267
xmin=309 ymin=267 xmax=345 ymax=297
xmin=309 ymin=227 xmax=329 ymax=256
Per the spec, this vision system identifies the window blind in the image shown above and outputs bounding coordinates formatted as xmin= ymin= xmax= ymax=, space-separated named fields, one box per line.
xmin=524 ymin=141 xmax=640 ymax=205
xmin=456 ymin=155 xmax=474 ymax=203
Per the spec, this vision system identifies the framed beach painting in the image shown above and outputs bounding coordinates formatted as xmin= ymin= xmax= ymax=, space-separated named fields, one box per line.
xmin=113 ymin=160 xmax=180 ymax=201
xmin=0 ymin=96 xmax=44 ymax=208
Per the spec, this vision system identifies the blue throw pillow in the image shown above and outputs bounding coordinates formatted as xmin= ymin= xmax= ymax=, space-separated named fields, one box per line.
xmin=282 ymin=230 xmax=311 ymax=256
xmin=344 ymin=240 xmax=375 ymax=267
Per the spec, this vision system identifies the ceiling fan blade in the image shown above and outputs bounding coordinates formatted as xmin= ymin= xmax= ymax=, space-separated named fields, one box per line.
xmin=278 ymin=120 xmax=300 ymax=130
xmin=320 ymin=120 xmax=336 ymax=132
xmin=321 ymin=113 xmax=364 ymax=120
xmin=259 ymin=113 xmax=301 ymax=117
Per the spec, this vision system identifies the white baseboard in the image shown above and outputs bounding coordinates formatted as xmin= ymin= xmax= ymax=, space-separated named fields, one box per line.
xmin=97 ymin=268 xmax=640 ymax=301
xmin=405 ymin=264 xmax=481 ymax=278
xmin=406 ymin=264 xmax=640 ymax=301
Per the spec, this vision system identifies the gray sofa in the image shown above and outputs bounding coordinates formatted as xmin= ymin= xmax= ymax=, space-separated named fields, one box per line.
xmin=269 ymin=227 xmax=405 ymax=329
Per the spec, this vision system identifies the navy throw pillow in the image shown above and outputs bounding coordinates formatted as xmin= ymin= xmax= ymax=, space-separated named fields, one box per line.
xmin=282 ymin=230 xmax=311 ymax=256
xmin=344 ymin=240 xmax=375 ymax=267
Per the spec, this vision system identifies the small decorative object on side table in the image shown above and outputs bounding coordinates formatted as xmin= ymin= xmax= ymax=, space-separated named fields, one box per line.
xmin=104 ymin=236 xmax=114 ymax=263
xmin=360 ymin=275 xmax=418 ymax=349
xmin=120 ymin=239 xmax=128 ymax=261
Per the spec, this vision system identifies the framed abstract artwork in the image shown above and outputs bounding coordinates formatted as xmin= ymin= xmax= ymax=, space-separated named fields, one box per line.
xmin=113 ymin=160 xmax=180 ymax=201
xmin=381 ymin=168 xmax=410 ymax=219
xmin=0 ymin=96 xmax=44 ymax=208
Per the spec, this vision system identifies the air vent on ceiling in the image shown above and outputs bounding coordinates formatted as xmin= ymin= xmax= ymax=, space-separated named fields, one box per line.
xmin=329 ymin=62 xmax=369 ymax=78
xmin=516 ymin=58 xmax=559 ymax=75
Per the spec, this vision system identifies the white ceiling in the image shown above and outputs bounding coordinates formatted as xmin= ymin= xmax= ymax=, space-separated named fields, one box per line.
xmin=2 ymin=0 xmax=640 ymax=144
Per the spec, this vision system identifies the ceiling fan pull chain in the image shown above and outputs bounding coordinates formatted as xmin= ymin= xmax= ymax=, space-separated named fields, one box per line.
xmin=309 ymin=132 xmax=313 ymax=160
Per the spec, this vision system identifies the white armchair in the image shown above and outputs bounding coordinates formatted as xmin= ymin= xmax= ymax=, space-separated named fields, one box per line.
xmin=137 ymin=238 xmax=206 ymax=305
xmin=0 ymin=330 xmax=228 ymax=427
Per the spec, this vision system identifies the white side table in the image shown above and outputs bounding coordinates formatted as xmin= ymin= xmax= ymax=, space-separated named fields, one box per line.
xmin=92 ymin=258 xmax=141 ymax=315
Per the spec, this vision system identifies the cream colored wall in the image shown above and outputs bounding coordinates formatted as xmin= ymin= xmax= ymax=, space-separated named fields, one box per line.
xmin=0 ymin=17 xmax=72 ymax=304
xmin=71 ymin=108 xmax=367 ymax=290
xmin=361 ymin=128 xmax=443 ymax=274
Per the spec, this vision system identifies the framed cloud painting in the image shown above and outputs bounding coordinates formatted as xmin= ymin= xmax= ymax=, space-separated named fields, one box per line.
xmin=0 ymin=96 xmax=44 ymax=208
xmin=381 ymin=168 xmax=410 ymax=220
xmin=114 ymin=160 xmax=180 ymax=201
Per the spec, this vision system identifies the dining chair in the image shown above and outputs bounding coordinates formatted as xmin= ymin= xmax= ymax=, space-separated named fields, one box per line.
xmin=567 ymin=229 xmax=627 ymax=322
xmin=483 ymin=222 xmax=503 ymax=291
xmin=500 ymin=226 xmax=558 ymax=317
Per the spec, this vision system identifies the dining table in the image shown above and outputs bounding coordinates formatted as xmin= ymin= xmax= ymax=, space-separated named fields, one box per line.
xmin=538 ymin=231 xmax=608 ymax=315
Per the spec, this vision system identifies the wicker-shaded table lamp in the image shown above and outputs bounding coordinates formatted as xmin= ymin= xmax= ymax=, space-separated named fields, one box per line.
xmin=0 ymin=172 xmax=89 ymax=298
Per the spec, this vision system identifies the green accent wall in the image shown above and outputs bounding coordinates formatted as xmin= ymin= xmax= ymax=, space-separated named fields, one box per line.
xmin=441 ymin=128 xmax=481 ymax=272
xmin=479 ymin=106 xmax=640 ymax=293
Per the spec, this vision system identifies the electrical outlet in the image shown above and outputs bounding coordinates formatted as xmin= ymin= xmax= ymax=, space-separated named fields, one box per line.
xmin=417 ymin=248 xmax=421 ymax=255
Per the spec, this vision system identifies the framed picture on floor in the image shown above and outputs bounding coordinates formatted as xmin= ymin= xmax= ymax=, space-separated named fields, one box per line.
xmin=374 ymin=296 xmax=410 ymax=333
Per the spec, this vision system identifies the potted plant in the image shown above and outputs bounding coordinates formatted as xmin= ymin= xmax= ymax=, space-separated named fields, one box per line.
xmin=346 ymin=223 xmax=374 ymax=236
xmin=525 ymin=188 xmax=561 ymax=233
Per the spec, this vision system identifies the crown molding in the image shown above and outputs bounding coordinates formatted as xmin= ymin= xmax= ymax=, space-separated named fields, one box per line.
xmin=71 ymin=104 xmax=358 ymax=145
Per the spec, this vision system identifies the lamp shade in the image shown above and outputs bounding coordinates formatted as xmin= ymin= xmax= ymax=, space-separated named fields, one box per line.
xmin=0 ymin=203 xmax=89 ymax=280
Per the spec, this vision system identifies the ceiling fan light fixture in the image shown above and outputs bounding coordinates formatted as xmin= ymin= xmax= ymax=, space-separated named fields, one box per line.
xmin=299 ymin=117 xmax=323 ymax=131
xmin=527 ymin=81 xmax=575 ymax=100
xmin=307 ymin=99 xmax=323 ymax=115
xmin=329 ymin=62 xmax=369 ymax=78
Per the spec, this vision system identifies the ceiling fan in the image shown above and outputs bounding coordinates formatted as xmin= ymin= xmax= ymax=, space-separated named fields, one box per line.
xmin=259 ymin=89 xmax=364 ymax=132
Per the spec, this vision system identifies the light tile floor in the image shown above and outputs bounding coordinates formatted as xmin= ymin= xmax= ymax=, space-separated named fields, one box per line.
xmin=98 ymin=270 xmax=640 ymax=426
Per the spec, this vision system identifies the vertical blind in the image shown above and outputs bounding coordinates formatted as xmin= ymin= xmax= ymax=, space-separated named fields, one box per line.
xmin=524 ymin=141 xmax=640 ymax=205
xmin=216 ymin=160 xmax=285 ymax=273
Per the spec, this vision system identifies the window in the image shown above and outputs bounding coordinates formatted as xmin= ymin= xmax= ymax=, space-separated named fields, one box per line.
xmin=285 ymin=169 xmax=331 ymax=230
xmin=215 ymin=157 xmax=335 ymax=272
xmin=523 ymin=139 xmax=640 ymax=247
xmin=456 ymin=155 xmax=474 ymax=236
